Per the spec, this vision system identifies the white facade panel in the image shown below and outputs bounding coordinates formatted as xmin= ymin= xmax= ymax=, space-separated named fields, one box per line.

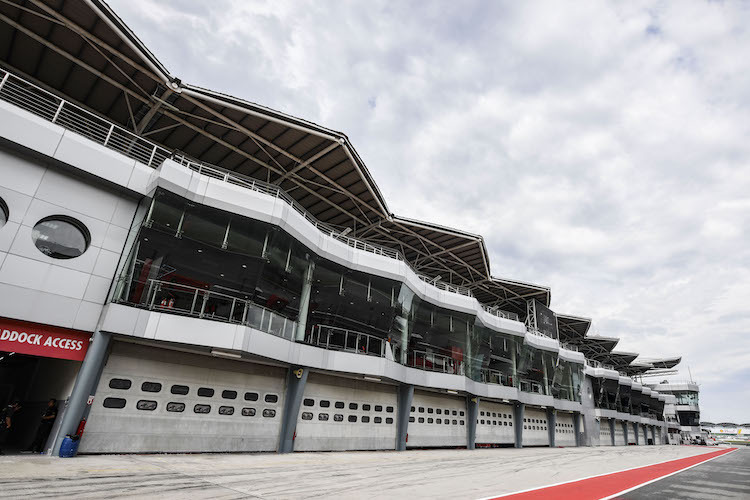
xmin=53 ymin=131 xmax=136 ymax=187
xmin=408 ymin=390 xmax=467 ymax=448
xmin=0 ymin=101 xmax=64 ymax=160
xmin=80 ymin=342 xmax=287 ymax=453
xmin=294 ymin=372 xmax=398 ymax=451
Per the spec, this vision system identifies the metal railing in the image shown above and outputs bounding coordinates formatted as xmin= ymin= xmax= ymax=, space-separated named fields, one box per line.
xmin=307 ymin=324 xmax=389 ymax=358
xmin=480 ymin=305 xmax=521 ymax=322
xmin=480 ymin=368 xmax=513 ymax=387
xmin=417 ymin=274 xmax=473 ymax=297
xmin=559 ymin=341 xmax=578 ymax=352
xmin=118 ymin=278 xmax=296 ymax=340
xmin=408 ymin=349 xmax=465 ymax=375
xmin=0 ymin=67 xmax=171 ymax=168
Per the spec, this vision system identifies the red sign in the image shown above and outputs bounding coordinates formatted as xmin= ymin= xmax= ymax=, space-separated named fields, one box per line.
xmin=0 ymin=318 xmax=91 ymax=361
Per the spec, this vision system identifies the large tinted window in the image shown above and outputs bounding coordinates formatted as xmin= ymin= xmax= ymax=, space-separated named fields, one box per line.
xmin=32 ymin=216 xmax=90 ymax=259
xmin=0 ymin=197 xmax=7 ymax=228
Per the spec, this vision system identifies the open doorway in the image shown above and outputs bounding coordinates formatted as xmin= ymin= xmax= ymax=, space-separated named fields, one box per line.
xmin=0 ymin=351 xmax=81 ymax=454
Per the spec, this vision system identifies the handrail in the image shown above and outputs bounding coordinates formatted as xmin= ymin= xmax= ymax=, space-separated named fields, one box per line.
xmin=408 ymin=349 xmax=464 ymax=375
xmin=480 ymin=305 xmax=520 ymax=322
xmin=0 ymin=67 xmax=170 ymax=168
xmin=308 ymin=324 xmax=389 ymax=358
xmin=116 ymin=277 xmax=296 ymax=340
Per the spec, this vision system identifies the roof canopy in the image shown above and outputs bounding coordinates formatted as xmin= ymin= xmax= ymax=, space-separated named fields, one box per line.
xmin=556 ymin=314 xmax=592 ymax=342
xmin=0 ymin=0 xmax=521 ymax=293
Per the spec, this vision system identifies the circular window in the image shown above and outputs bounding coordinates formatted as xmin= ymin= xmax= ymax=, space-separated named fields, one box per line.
xmin=32 ymin=216 xmax=90 ymax=259
xmin=0 ymin=197 xmax=8 ymax=228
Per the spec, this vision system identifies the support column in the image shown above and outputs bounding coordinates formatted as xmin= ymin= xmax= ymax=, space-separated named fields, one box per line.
xmin=52 ymin=330 xmax=111 ymax=455
xmin=513 ymin=402 xmax=525 ymax=448
xmin=573 ymin=411 xmax=582 ymax=447
xmin=547 ymin=407 xmax=556 ymax=447
xmin=278 ymin=365 xmax=309 ymax=453
xmin=295 ymin=260 xmax=315 ymax=342
xmin=623 ymin=421 xmax=629 ymax=445
xmin=650 ymin=426 xmax=656 ymax=445
xmin=466 ymin=396 xmax=479 ymax=450
xmin=396 ymin=383 xmax=414 ymax=451
xmin=609 ymin=418 xmax=616 ymax=446
xmin=633 ymin=422 xmax=640 ymax=445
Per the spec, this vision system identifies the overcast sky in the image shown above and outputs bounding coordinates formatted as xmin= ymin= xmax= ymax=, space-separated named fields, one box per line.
xmin=110 ymin=0 xmax=750 ymax=422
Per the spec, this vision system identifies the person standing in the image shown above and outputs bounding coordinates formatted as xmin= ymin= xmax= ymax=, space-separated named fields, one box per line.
xmin=0 ymin=400 xmax=22 ymax=455
xmin=28 ymin=399 xmax=58 ymax=453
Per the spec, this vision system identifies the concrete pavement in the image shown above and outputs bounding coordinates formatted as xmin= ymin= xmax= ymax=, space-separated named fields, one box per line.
xmin=0 ymin=446 xmax=732 ymax=499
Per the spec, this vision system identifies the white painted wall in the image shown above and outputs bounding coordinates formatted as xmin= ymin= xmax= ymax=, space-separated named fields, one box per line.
xmin=0 ymin=144 xmax=139 ymax=331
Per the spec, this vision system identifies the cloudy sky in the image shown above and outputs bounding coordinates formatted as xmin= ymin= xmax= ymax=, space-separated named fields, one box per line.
xmin=110 ymin=0 xmax=750 ymax=422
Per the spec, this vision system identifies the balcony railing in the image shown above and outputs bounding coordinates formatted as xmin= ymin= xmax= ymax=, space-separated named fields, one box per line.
xmin=0 ymin=67 xmax=171 ymax=168
xmin=307 ymin=324 xmax=389 ymax=358
xmin=117 ymin=278 xmax=296 ymax=340
xmin=480 ymin=304 xmax=520 ymax=322
xmin=408 ymin=349 xmax=465 ymax=375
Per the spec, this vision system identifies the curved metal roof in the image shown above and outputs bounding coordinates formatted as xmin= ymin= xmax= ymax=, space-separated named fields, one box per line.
xmin=0 ymin=0 xmax=509 ymax=295
xmin=556 ymin=314 xmax=592 ymax=342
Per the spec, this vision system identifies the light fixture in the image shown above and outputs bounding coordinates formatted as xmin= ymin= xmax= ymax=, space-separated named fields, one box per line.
xmin=197 ymin=249 xmax=203 ymax=253
xmin=242 ymin=264 xmax=247 ymax=268
xmin=363 ymin=376 xmax=381 ymax=382
xmin=211 ymin=349 xmax=242 ymax=359
xmin=446 ymin=389 xmax=458 ymax=395
xmin=340 ymin=227 xmax=352 ymax=236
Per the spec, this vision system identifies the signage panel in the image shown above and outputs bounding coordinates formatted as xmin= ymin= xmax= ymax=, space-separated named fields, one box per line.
xmin=0 ymin=317 xmax=91 ymax=361
xmin=534 ymin=299 xmax=559 ymax=339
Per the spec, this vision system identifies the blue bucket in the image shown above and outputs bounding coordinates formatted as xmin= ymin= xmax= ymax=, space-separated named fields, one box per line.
xmin=59 ymin=436 xmax=80 ymax=458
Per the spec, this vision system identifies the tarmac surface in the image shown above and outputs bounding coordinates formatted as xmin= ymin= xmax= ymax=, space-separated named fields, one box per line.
xmin=617 ymin=445 xmax=750 ymax=499
xmin=0 ymin=445 xmax=742 ymax=499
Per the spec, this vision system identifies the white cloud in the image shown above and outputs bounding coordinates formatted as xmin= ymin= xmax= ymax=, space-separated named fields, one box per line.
xmin=109 ymin=0 xmax=750 ymax=422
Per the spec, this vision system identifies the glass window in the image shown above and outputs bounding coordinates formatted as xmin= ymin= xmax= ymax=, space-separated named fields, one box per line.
xmin=374 ymin=405 xmax=383 ymax=412
xmin=0 ymin=197 xmax=7 ymax=228
xmin=334 ymin=414 xmax=344 ymax=422
xmin=32 ymin=216 xmax=90 ymax=259
xmin=244 ymin=392 xmax=259 ymax=401
xmin=386 ymin=406 xmax=394 ymax=413
xmin=362 ymin=416 xmax=370 ymax=423
xmin=363 ymin=404 xmax=371 ymax=411
xmin=318 ymin=413 xmax=329 ymax=421
xmin=263 ymin=409 xmax=276 ymax=418
xmin=109 ymin=378 xmax=131 ymax=390
xmin=265 ymin=394 xmax=279 ymax=404
xmin=198 ymin=388 xmax=214 ymax=397
xmin=348 ymin=415 xmax=357 ymax=423
xmin=137 ymin=400 xmax=157 ymax=411
xmin=374 ymin=417 xmax=382 ymax=423
xmin=427 ymin=418 xmax=433 ymax=424
xmin=194 ymin=404 xmax=211 ymax=414
xmin=418 ymin=417 xmax=425 ymax=423
xmin=171 ymin=385 xmax=189 ymax=395
xmin=141 ymin=382 xmax=162 ymax=393
xmin=453 ymin=420 xmax=458 ymax=425
xmin=349 ymin=403 xmax=358 ymax=410
xmin=103 ymin=397 xmax=126 ymax=408
xmin=167 ymin=402 xmax=185 ymax=412
xmin=418 ymin=407 xmax=424 ymax=413
xmin=301 ymin=412 xmax=313 ymax=420
xmin=436 ymin=418 xmax=442 ymax=424
xmin=219 ymin=406 xmax=234 ymax=415
xmin=335 ymin=402 xmax=345 ymax=409
xmin=320 ymin=400 xmax=330 ymax=408
xmin=242 ymin=408 xmax=256 ymax=417
xmin=222 ymin=390 xmax=237 ymax=400
xmin=386 ymin=418 xmax=394 ymax=424
xmin=428 ymin=408 xmax=434 ymax=414
xmin=409 ymin=416 xmax=415 ymax=423
xmin=303 ymin=398 xmax=315 ymax=407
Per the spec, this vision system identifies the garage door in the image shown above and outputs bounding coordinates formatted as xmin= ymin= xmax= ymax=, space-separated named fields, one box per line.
xmin=615 ymin=421 xmax=626 ymax=445
xmin=599 ymin=418 xmax=612 ymax=446
xmin=407 ymin=390 xmax=467 ymax=448
xmin=81 ymin=342 xmax=286 ymax=453
xmin=555 ymin=412 xmax=576 ymax=446
xmin=476 ymin=400 xmax=515 ymax=446
xmin=656 ymin=427 xmax=662 ymax=444
xmin=639 ymin=424 xmax=647 ymax=445
xmin=294 ymin=372 xmax=397 ymax=451
xmin=523 ymin=407 xmax=549 ymax=447
xmin=627 ymin=422 xmax=636 ymax=444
